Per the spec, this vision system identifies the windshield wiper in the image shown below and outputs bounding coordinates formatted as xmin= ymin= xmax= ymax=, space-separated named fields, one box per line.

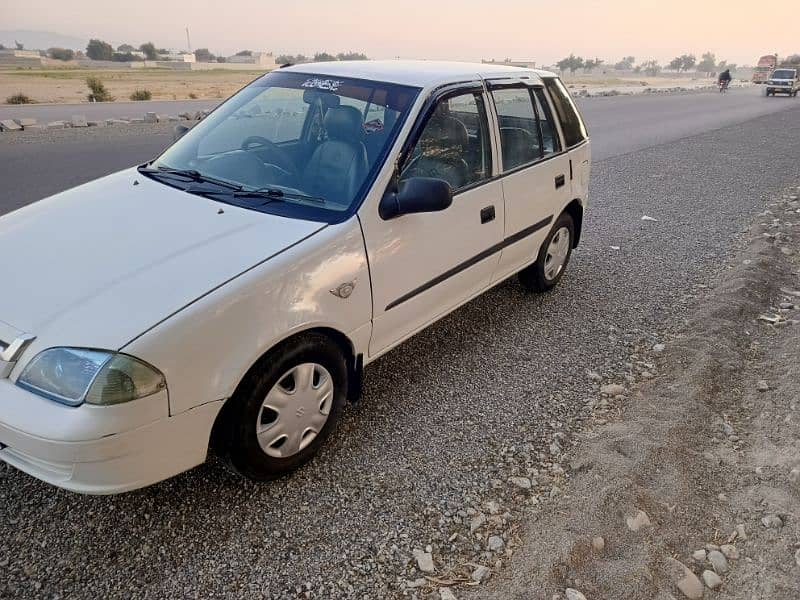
xmin=199 ymin=187 xmax=326 ymax=205
xmin=138 ymin=165 xmax=242 ymax=190
xmin=234 ymin=187 xmax=326 ymax=205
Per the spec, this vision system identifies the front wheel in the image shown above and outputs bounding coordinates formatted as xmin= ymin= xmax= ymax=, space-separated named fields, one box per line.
xmin=518 ymin=212 xmax=575 ymax=292
xmin=218 ymin=333 xmax=348 ymax=481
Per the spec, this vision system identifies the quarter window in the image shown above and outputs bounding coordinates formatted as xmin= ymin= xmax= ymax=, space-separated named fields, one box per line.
xmin=491 ymin=87 xmax=542 ymax=169
xmin=401 ymin=92 xmax=491 ymax=192
xmin=532 ymin=88 xmax=561 ymax=155
xmin=543 ymin=77 xmax=588 ymax=148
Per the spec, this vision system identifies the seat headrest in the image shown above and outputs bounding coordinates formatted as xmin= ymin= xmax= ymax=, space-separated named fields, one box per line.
xmin=324 ymin=106 xmax=363 ymax=141
xmin=425 ymin=115 xmax=468 ymax=149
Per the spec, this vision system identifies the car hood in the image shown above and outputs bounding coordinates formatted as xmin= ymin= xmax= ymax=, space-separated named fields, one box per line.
xmin=0 ymin=168 xmax=325 ymax=353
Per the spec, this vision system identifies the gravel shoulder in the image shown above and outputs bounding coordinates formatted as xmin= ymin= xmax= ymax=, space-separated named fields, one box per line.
xmin=0 ymin=104 xmax=799 ymax=600
xmin=472 ymin=187 xmax=800 ymax=600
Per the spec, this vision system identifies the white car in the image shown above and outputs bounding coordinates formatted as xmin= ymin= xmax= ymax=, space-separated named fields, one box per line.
xmin=0 ymin=61 xmax=590 ymax=493
xmin=765 ymin=67 xmax=799 ymax=97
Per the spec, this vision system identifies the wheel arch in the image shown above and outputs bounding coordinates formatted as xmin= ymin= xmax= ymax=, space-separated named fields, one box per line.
xmin=564 ymin=198 xmax=584 ymax=247
xmin=208 ymin=326 xmax=362 ymax=453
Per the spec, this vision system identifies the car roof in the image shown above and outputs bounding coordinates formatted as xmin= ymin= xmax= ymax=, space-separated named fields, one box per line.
xmin=279 ymin=60 xmax=555 ymax=88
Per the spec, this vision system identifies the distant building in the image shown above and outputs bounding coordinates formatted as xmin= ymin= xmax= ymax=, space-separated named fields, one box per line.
xmin=482 ymin=58 xmax=537 ymax=69
xmin=227 ymin=51 xmax=276 ymax=66
xmin=0 ymin=48 xmax=44 ymax=66
xmin=159 ymin=52 xmax=196 ymax=63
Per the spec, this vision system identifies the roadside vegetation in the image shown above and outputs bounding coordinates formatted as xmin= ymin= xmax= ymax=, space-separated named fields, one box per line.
xmin=85 ymin=76 xmax=113 ymax=102
xmin=129 ymin=89 xmax=152 ymax=101
xmin=5 ymin=92 xmax=34 ymax=104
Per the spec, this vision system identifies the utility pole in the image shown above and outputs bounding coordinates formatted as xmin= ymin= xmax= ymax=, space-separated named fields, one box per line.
xmin=186 ymin=27 xmax=192 ymax=53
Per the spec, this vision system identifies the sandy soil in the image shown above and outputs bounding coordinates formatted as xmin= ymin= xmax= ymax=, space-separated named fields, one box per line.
xmin=0 ymin=67 xmax=263 ymax=104
xmin=466 ymin=186 xmax=800 ymax=600
xmin=0 ymin=67 xmax=726 ymax=105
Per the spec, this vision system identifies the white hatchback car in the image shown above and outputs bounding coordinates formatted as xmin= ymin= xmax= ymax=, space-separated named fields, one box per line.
xmin=0 ymin=61 xmax=590 ymax=493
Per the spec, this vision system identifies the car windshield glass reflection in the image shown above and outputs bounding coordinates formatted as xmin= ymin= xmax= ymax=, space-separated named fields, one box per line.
xmin=144 ymin=72 xmax=418 ymax=223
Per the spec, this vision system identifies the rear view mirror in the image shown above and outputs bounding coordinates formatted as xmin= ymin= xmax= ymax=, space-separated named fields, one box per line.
xmin=379 ymin=177 xmax=453 ymax=220
xmin=173 ymin=124 xmax=190 ymax=141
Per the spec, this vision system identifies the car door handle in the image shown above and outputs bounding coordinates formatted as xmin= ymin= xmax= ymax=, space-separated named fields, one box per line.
xmin=480 ymin=206 xmax=495 ymax=224
xmin=555 ymin=174 xmax=566 ymax=189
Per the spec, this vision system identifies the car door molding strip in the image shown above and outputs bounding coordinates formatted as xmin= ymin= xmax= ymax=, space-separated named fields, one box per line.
xmin=385 ymin=215 xmax=553 ymax=311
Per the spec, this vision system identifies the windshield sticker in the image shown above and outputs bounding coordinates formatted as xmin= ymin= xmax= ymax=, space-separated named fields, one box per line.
xmin=301 ymin=78 xmax=343 ymax=92
xmin=363 ymin=118 xmax=384 ymax=134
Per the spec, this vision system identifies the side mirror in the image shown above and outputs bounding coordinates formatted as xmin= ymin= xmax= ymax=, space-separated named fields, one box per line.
xmin=379 ymin=177 xmax=453 ymax=220
xmin=173 ymin=124 xmax=190 ymax=142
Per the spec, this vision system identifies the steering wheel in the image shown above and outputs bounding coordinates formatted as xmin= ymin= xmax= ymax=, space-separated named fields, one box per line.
xmin=240 ymin=136 xmax=296 ymax=175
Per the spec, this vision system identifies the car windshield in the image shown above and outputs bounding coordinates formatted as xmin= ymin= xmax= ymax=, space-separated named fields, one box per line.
xmin=771 ymin=69 xmax=795 ymax=79
xmin=148 ymin=71 xmax=419 ymax=222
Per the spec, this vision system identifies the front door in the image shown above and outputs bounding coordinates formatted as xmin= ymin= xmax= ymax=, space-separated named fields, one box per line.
xmin=359 ymin=87 xmax=504 ymax=358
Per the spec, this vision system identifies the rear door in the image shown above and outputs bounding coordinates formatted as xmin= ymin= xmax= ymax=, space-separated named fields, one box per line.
xmin=487 ymin=81 xmax=572 ymax=281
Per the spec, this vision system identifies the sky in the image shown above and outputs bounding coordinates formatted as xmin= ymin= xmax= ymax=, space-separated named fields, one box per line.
xmin=2 ymin=0 xmax=797 ymax=67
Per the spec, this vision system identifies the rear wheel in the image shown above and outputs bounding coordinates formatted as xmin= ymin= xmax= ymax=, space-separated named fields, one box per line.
xmin=218 ymin=333 xmax=348 ymax=481
xmin=519 ymin=212 xmax=575 ymax=292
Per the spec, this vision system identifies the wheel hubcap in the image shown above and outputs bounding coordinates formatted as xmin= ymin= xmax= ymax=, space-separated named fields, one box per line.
xmin=256 ymin=363 xmax=333 ymax=458
xmin=544 ymin=227 xmax=571 ymax=281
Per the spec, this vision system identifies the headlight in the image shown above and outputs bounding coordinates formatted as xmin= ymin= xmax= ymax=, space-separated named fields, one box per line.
xmin=17 ymin=348 xmax=166 ymax=407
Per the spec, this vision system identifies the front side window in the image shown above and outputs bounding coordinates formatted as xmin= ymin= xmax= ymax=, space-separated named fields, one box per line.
xmin=148 ymin=72 xmax=419 ymax=222
xmin=491 ymin=87 xmax=541 ymax=169
xmin=543 ymin=77 xmax=588 ymax=148
xmin=400 ymin=91 xmax=491 ymax=192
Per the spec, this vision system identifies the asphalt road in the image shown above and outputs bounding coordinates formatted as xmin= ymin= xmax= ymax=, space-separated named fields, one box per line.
xmin=0 ymin=98 xmax=219 ymax=123
xmin=0 ymin=87 xmax=795 ymax=216
xmin=1 ymin=93 xmax=799 ymax=599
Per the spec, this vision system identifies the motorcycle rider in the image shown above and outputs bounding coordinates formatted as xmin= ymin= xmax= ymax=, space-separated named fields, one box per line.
xmin=718 ymin=68 xmax=732 ymax=88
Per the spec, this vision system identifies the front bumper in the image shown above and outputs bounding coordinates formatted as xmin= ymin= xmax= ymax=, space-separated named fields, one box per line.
xmin=0 ymin=380 xmax=223 ymax=494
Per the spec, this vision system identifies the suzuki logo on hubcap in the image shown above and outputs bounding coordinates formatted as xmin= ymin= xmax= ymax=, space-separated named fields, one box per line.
xmin=295 ymin=407 xmax=306 ymax=418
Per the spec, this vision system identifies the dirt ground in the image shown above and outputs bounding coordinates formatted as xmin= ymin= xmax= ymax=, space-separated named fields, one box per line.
xmin=0 ymin=67 xmax=722 ymax=105
xmin=0 ymin=67 xmax=262 ymax=103
xmin=466 ymin=186 xmax=800 ymax=600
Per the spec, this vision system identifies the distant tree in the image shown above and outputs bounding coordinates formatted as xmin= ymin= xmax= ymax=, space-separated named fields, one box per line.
xmin=641 ymin=59 xmax=661 ymax=76
xmin=194 ymin=48 xmax=215 ymax=62
xmin=157 ymin=48 xmax=169 ymax=54
xmin=112 ymin=52 xmax=141 ymax=62
xmin=86 ymin=39 xmax=114 ymax=61
xmin=139 ymin=42 xmax=157 ymax=60
xmin=696 ymin=52 xmax=716 ymax=76
xmin=784 ymin=54 xmax=800 ymax=65
xmin=15 ymin=40 xmax=23 ymax=50
xmin=681 ymin=54 xmax=696 ymax=71
xmin=0 ymin=44 xmax=5 ymax=50
xmin=48 ymin=47 xmax=75 ymax=61
xmin=337 ymin=51 xmax=368 ymax=61
xmin=235 ymin=49 xmax=253 ymax=56
xmin=726 ymin=63 xmax=737 ymax=72
xmin=633 ymin=65 xmax=642 ymax=74
xmin=314 ymin=52 xmax=336 ymax=62
xmin=275 ymin=54 xmax=293 ymax=64
xmin=117 ymin=43 xmax=135 ymax=53
xmin=216 ymin=56 xmax=227 ymax=63
xmin=614 ymin=56 xmax=636 ymax=70
xmin=556 ymin=54 xmax=584 ymax=74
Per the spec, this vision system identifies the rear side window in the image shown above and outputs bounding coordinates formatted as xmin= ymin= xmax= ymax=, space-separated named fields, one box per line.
xmin=491 ymin=88 xmax=541 ymax=169
xmin=543 ymin=77 xmax=588 ymax=148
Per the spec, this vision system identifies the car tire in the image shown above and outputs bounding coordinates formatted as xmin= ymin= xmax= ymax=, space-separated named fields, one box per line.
xmin=518 ymin=212 xmax=575 ymax=293
xmin=219 ymin=332 xmax=348 ymax=481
